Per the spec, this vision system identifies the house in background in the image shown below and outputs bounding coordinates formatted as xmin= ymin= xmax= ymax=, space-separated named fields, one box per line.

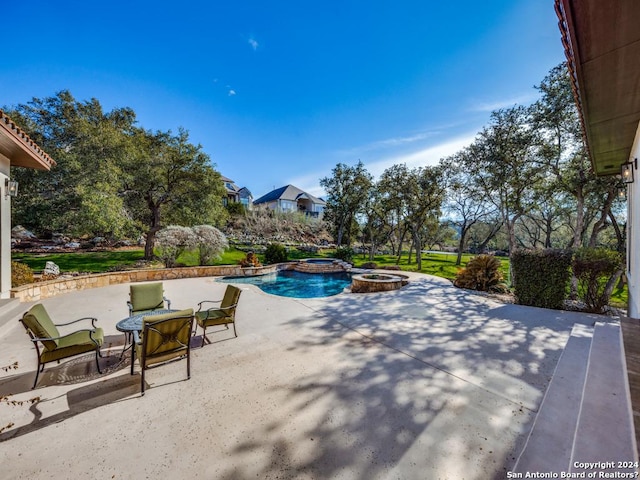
xmin=221 ymin=175 xmax=252 ymax=210
xmin=0 ymin=110 xmax=55 ymax=298
xmin=253 ymin=184 xmax=325 ymax=218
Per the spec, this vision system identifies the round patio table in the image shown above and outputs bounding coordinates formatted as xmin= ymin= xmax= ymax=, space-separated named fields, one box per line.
xmin=116 ymin=309 xmax=178 ymax=334
xmin=116 ymin=309 xmax=178 ymax=362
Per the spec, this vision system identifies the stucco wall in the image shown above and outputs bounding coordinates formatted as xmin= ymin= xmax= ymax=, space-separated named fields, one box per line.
xmin=627 ymin=122 xmax=640 ymax=318
xmin=0 ymin=153 xmax=10 ymax=299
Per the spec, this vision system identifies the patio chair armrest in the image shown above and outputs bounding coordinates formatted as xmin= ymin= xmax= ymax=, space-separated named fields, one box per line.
xmin=164 ymin=297 xmax=171 ymax=310
xmin=31 ymin=328 xmax=98 ymax=343
xmin=127 ymin=301 xmax=133 ymax=316
xmin=133 ymin=330 xmax=141 ymax=345
xmin=216 ymin=303 xmax=238 ymax=312
xmin=197 ymin=300 xmax=222 ymax=311
xmin=201 ymin=303 xmax=238 ymax=318
xmin=55 ymin=317 xmax=98 ymax=328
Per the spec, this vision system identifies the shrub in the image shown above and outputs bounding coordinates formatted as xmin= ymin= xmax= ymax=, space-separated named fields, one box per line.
xmin=361 ymin=262 xmax=378 ymax=269
xmin=154 ymin=226 xmax=198 ymax=268
xmin=225 ymin=202 xmax=246 ymax=216
xmin=334 ymin=246 xmax=354 ymax=262
xmin=573 ymin=248 xmax=623 ymax=313
xmin=12 ymin=261 xmax=34 ymax=287
xmin=192 ymin=225 xmax=228 ymax=266
xmin=264 ymin=243 xmax=288 ymax=264
xmin=453 ymin=254 xmax=509 ymax=293
xmin=240 ymin=251 xmax=262 ymax=268
xmin=512 ymin=249 xmax=572 ymax=309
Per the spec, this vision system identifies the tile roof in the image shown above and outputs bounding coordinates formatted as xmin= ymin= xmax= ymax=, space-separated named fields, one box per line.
xmin=253 ymin=184 xmax=325 ymax=205
xmin=0 ymin=110 xmax=55 ymax=170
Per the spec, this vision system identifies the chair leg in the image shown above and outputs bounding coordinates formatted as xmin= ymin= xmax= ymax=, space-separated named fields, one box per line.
xmin=232 ymin=322 xmax=237 ymax=337
xmin=201 ymin=326 xmax=206 ymax=347
xmin=187 ymin=352 xmax=191 ymax=380
xmin=140 ymin=368 xmax=145 ymax=396
xmin=95 ymin=350 xmax=102 ymax=374
xmin=131 ymin=348 xmax=135 ymax=375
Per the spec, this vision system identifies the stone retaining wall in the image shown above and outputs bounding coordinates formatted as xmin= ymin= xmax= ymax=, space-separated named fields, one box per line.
xmin=11 ymin=264 xmax=280 ymax=302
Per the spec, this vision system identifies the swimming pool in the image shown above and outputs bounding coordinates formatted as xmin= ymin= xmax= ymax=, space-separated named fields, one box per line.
xmin=218 ymin=270 xmax=352 ymax=298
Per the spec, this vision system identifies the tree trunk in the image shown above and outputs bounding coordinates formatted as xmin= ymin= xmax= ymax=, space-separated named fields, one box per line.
xmin=477 ymin=221 xmax=503 ymax=253
xmin=608 ymin=210 xmax=625 ymax=254
xmin=603 ymin=267 xmax=624 ymax=308
xmin=144 ymin=196 xmax=162 ymax=260
xmin=145 ymin=228 xmax=158 ymax=260
xmin=456 ymin=223 xmax=469 ymax=266
xmin=367 ymin=223 xmax=376 ymax=261
xmin=396 ymin=229 xmax=408 ymax=264
xmin=414 ymin=230 xmax=423 ymax=271
xmin=572 ymin=188 xmax=585 ymax=248
xmin=544 ymin=216 xmax=553 ymax=248
xmin=588 ymin=188 xmax=615 ymax=247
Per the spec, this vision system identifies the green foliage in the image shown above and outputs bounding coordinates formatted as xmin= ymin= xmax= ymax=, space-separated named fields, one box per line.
xmin=239 ymin=251 xmax=262 ymax=268
xmin=7 ymin=92 xmax=138 ymax=237
xmin=320 ymin=161 xmax=373 ymax=246
xmin=453 ymin=254 xmax=509 ymax=293
xmin=12 ymin=251 xmax=145 ymax=273
xmin=154 ymin=226 xmax=198 ymax=268
xmin=192 ymin=225 xmax=228 ymax=266
xmin=573 ymin=248 xmax=623 ymax=313
xmin=334 ymin=246 xmax=354 ymax=262
xmin=264 ymin=243 xmax=288 ymax=264
xmin=512 ymin=249 xmax=572 ymax=309
xmin=5 ymin=92 xmax=228 ymax=255
xmin=11 ymin=261 xmax=34 ymax=287
xmin=225 ymin=202 xmax=246 ymax=216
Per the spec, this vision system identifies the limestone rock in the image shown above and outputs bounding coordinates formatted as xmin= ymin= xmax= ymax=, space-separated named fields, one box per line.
xmin=43 ymin=261 xmax=60 ymax=276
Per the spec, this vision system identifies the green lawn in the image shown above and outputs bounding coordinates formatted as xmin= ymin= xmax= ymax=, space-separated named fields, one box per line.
xmin=12 ymin=248 xmax=247 ymax=273
xmin=12 ymin=247 xmax=627 ymax=308
xmin=12 ymin=250 xmax=146 ymax=273
xmin=351 ymin=251 xmax=510 ymax=281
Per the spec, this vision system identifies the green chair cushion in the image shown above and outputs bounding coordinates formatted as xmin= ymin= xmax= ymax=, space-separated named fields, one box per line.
xmin=195 ymin=309 xmax=233 ymax=327
xmin=221 ymin=285 xmax=241 ymax=308
xmin=139 ymin=309 xmax=193 ymax=367
xmin=22 ymin=304 xmax=60 ymax=351
xmin=40 ymin=327 xmax=104 ymax=364
xmin=130 ymin=283 xmax=166 ymax=313
xmin=142 ymin=308 xmax=193 ymax=325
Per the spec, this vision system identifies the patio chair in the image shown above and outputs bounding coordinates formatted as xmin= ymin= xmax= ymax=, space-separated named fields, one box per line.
xmin=133 ymin=309 xmax=194 ymax=396
xmin=127 ymin=282 xmax=171 ymax=316
xmin=20 ymin=303 xmax=104 ymax=389
xmin=195 ymin=285 xmax=241 ymax=347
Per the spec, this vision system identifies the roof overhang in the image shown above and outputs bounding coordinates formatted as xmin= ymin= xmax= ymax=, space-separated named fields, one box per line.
xmin=0 ymin=110 xmax=55 ymax=170
xmin=556 ymin=0 xmax=640 ymax=176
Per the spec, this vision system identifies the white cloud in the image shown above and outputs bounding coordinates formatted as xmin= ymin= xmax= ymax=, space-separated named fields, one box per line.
xmin=365 ymin=132 xmax=477 ymax=177
xmin=338 ymin=130 xmax=439 ymax=157
xmin=248 ymin=37 xmax=259 ymax=51
xmin=468 ymin=93 xmax=539 ymax=113
xmin=228 ymin=88 xmax=236 ymax=96
xmin=288 ymin=132 xmax=478 ymax=198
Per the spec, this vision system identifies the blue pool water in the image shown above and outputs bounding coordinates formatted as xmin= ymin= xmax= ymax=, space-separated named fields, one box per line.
xmin=218 ymin=270 xmax=352 ymax=298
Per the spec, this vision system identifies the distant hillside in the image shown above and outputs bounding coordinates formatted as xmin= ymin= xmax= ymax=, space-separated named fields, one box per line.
xmin=224 ymin=210 xmax=332 ymax=246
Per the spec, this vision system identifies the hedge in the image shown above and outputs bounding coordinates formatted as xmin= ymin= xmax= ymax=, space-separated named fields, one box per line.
xmin=512 ymin=249 xmax=572 ymax=310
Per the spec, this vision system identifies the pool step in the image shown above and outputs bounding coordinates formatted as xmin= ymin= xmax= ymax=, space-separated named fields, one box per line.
xmin=513 ymin=322 xmax=638 ymax=475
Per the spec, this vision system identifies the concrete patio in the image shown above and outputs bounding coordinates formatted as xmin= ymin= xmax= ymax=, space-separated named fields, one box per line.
xmin=0 ymin=273 xmax=631 ymax=479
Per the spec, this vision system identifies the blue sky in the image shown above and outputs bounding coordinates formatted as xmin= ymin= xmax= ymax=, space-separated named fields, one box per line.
xmin=2 ymin=1 xmax=563 ymax=199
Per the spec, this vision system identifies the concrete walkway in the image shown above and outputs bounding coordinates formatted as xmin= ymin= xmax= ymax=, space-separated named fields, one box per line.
xmin=0 ymin=273 xmax=608 ymax=479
